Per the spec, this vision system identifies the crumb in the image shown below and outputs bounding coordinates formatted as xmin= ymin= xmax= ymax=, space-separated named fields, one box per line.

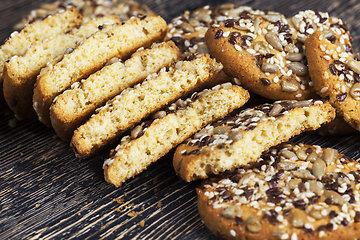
xmin=157 ymin=201 xmax=162 ymax=208
xmin=127 ymin=211 xmax=139 ymax=217
xmin=137 ymin=220 xmax=145 ymax=227
xmin=129 ymin=203 xmax=134 ymax=208
xmin=78 ymin=213 xmax=81 ymax=216
xmin=35 ymin=204 xmax=40 ymax=208
xmin=153 ymin=188 xmax=158 ymax=193
xmin=115 ymin=207 xmax=122 ymax=212
xmin=141 ymin=206 xmax=145 ymax=210
xmin=114 ymin=197 xmax=124 ymax=204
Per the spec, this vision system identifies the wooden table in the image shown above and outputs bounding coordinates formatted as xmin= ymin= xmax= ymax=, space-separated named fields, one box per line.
xmin=1 ymin=0 xmax=360 ymax=239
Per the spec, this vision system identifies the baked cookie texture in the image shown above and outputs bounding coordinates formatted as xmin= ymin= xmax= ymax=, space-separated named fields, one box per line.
xmin=306 ymin=30 xmax=360 ymax=131
xmin=3 ymin=15 xmax=121 ymax=120
xmin=33 ymin=15 xmax=167 ymax=126
xmin=173 ymin=99 xmax=335 ymax=182
xmin=0 ymin=7 xmax=82 ymax=100
xmin=104 ymin=83 xmax=250 ymax=187
xmin=197 ymin=142 xmax=360 ymax=240
xmin=50 ymin=41 xmax=181 ymax=141
xmin=71 ymin=54 xmax=223 ymax=158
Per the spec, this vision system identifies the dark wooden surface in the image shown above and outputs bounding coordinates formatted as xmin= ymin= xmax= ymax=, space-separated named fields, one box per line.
xmin=1 ymin=0 xmax=360 ymax=239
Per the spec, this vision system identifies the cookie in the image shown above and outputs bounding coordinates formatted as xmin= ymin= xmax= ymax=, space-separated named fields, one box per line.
xmin=50 ymin=41 xmax=181 ymax=141
xmin=0 ymin=7 xmax=82 ymax=100
xmin=33 ymin=15 xmax=167 ymax=126
xmin=173 ymin=99 xmax=335 ymax=182
xmin=104 ymin=83 xmax=250 ymax=187
xmin=13 ymin=0 xmax=156 ymax=31
xmin=305 ymin=30 xmax=360 ymax=131
xmin=71 ymin=54 xmax=223 ymax=158
xmin=205 ymin=10 xmax=351 ymax=101
xmin=197 ymin=142 xmax=360 ymax=240
xmin=3 ymin=15 xmax=121 ymax=120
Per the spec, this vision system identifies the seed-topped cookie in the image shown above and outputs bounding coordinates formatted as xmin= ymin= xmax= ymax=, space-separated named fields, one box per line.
xmin=104 ymin=83 xmax=249 ymax=187
xmin=0 ymin=7 xmax=82 ymax=100
xmin=173 ymin=99 xmax=335 ymax=182
xmin=3 ymin=15 xmax=121 ymax=120
xmin=71 ymin=54 xmax=223 ymax=158
xmin=306 ymin=30 xmax=360 ymax=131
xmin=205 ymin=10 xmax=352 ymax=100
xmin=50 ymin=41 xmax=181 ymax=141
xmin=197 ymin=142 xmax=360 ymax=240
xmin=33 ymin=15 xmax=167 ymax=126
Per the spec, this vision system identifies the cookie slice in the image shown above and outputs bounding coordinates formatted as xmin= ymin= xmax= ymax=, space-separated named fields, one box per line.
xmin=33 ymin=15 xmax=167 ymax=126
xmin=71 ymin=54 xmax=223 ymax=158
xmin=306 ymin=30 xmax=360 ymax=131
xmin=104 ymin=83 xmax=249 ymax=187
xmin=197 ymin=142 xmax=360 ymax=240
xmin=3 ymin=15 xmax=121 ymax=120
xmin=50 ymin=41 xmax=181 ymax=141
xmin=0 ymin=7 xmax=82 ymax=100
xmin=173 ymin=99 xmax=335 ymax=182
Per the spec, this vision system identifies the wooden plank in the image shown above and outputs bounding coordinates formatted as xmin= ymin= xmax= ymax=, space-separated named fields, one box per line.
xmin=1 ymin=0 xmax=360 ymax=239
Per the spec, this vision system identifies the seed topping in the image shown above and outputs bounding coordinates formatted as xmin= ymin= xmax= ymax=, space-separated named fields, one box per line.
xmin=200 ymin=142 xmax=360 ymax=237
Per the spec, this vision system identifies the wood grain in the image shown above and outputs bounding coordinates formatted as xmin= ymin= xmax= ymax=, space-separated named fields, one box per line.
xmin=1 ymin=0 xmax=360 ymax=239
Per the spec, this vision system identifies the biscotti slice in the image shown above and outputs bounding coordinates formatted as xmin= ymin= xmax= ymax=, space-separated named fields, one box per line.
xmin=0 ymin=7 xmax=82 ymax=99
xmin=50 ymin=41 xmax=181 ymax=141
xmin=104 ymin=83 xmax=250 ymax=187
xmin=173 ymin=99 xmax=336 ymax=182
xmin=33 ymin=15 xmax=167 ymax=125
xmin=3 ymin=15 xmax=121 ymax=120
xmin=197 ymin=142 xmax=360 ymax=240
xmin=305 ymin=30 xmax=360 ymax=131
xmin=71 ymin=54 xmax=223 ymax=158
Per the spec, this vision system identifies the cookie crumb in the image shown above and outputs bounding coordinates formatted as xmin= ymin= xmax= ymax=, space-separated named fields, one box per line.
xmin=114 ymin=197 xmax=124 ymax=204
xmin=127 ymin=211 xmax=139 ymax=217
xmin=137 ymin=220 xmax=145 ymax=227
xmin=157 ymin=201 xmax=163 ymax=208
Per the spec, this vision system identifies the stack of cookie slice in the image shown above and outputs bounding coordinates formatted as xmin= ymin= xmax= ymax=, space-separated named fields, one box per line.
xmin=1 ymin=2 xmax=253 ymax=189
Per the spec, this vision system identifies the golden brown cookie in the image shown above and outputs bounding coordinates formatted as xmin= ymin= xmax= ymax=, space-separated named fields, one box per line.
xmin=173 ymin=99 xmax=335 ymax=182
xmin=50 ymin=41 xmax=181 ymax=141
xmin=33 ymin=15 xmax=167 ymax=126
xmin=104 ymin=83 xmax=249 ymax=187
xmin=205 ymin=10 xmax=351 ymax=101
xmin=306 ymin=30 xmax=360 ymax=131
xmin=3 ymin=15 xmax=121 ymax=120
xmin=0 ymin=7 xmax=82 ymax=101
xmin=197 ymin=142 xmax=360 ymax=240
xmin=71 ymin=54 xmax=223 ymax=158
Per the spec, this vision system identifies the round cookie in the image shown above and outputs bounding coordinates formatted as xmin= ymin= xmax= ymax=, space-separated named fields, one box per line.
xmin=205 ymin=10 xmax=351 ymax=101
xmin=197 ymin=142 xmax=360 ymax=240
xmin=305 ymin=30 xmax=360 ymax=131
